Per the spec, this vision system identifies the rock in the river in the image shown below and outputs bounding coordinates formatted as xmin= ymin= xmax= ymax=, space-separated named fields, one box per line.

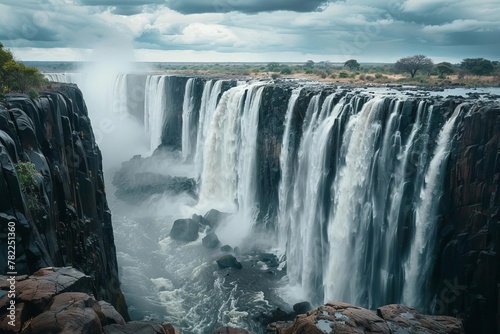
xmin=293 ymin=301 xmax=312 ymax=315
xmin=216 ymin=254 xmax=242 ymax=269
xmin=203 ymin=209 xmax=230 ymax=228
xmin=202 ymin=233 xmax=221 ymax=249
xmin=270 ymin=302 xmax=464 ymax=334
xmin=169 ymin=218 xmax=200 ymax=242
xmin=220 ymin=245 xmax=233 ymax=252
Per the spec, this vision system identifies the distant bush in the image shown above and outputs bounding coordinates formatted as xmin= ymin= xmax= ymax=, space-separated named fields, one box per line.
xmin=280 ymin=67 xmax=292 ymax=75
xmin=338 ymin=71 xmax=349 ymax=78
xmin=366 ymin=75 xmax=375 ymax=81
xmin=375 ymin=73 xmax=383 ymax=79
xmin=330 ymin=73 xmax=337 ymax=79
xmin=359 ymin=74 xmax=366 ymax=80
xmin=271 ymin=73 xmax=281 ymax=79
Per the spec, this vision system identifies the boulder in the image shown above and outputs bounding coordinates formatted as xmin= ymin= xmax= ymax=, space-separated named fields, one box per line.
xmin=257 ymin=253 xmax=280 ymax=268
xmin=203 ymin=209 xmax=230 ymax=228
xmin=192 ymin=213 xmax=210 ymax=226
xmin=169 ymin=218 xmax=199 ymax=242
xmin=293 ymin=301 xmax=312 ymax=315
xmin=220 ymin=245 xmax=233 ymax=252
xmin=202 ymin=233 xmax=221 ymax=249
xmin=216 ymin=255 xmax=242 ymax=269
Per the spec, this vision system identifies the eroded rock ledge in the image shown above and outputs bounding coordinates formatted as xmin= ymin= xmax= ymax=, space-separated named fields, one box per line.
xmin=268 ymin=302 xmax=464 ymax=334
xmin=0 ymin=267 xmax=178 ymax=334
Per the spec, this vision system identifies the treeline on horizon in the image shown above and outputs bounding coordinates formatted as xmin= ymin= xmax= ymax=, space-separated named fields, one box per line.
xmin=156 ymin=55 xmax=500 ymax=86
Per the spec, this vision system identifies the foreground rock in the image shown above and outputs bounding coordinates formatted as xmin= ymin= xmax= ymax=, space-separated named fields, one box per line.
xmin=202 ymin=233 xmax=221 ymax=249
xmin=214 ymin=327 xmax=250 ymax=334
xmin=268 ymin=302 xmax=464 ymax=334
xmin=0 ymin=267 xmax=178 ymax=334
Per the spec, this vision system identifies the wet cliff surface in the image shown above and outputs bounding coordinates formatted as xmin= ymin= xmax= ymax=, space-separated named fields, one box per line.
xmin=0 ymin=84 xmax=127 ymax=317
xmin=437 ymin=103 xmax=500 ymax=333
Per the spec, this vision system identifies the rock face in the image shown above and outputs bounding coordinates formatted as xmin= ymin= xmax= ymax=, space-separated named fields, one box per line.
xmin=436 ymin=103 xmax=500 ymax=333
xmin=0 ymin=85 xmax=127 ymax=317
xmin=269 ymin=302 xmax=464 ymax=334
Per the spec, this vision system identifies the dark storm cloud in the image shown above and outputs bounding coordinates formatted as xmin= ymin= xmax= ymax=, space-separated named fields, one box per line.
xmin=165 ymin=0 xmax=330 ymax=14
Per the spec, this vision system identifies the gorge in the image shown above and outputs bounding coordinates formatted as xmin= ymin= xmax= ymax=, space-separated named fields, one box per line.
xmin=2 ymin=71 xmax=499 ymax=334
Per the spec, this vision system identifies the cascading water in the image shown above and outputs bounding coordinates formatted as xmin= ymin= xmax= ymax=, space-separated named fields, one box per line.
xmin=42 ymin=70 xmax=490 ymax=333
xmin=403 ymin=104 xmax=463 ymax=308
xmin=194 ymin=80 xmax=224 ymax=179
xmin=144 ymin=75 xmax=168 ymax=152
xmin=182 ymin=78 xmax=196 ymax=160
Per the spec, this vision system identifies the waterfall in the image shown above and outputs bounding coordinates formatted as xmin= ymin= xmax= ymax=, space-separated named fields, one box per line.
xmin=112 ymin=74 xmax=129 ymax=117
xmin=403 ymin=104 xmax=463 ymax=308
xmin=277 ymin=88 xmax=302 ymax=250
xmin=325 ymin=98 xmax=386 ymax=306
xmin=182 ymin=78 xmax=196 ymax=160
xmin=194 ymin=80 xmax=224 ymax=179
xmin=144 ymin=75 xmax=168 ymax=152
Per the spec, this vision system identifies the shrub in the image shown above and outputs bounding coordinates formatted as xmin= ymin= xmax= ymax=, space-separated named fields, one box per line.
xmin=366 ymin=75 xmax=375 ymax=81
xmin=15 ymin=162 xmax=41 ymax=212
xmin=338 ymin=71 xmax=349 ymax=78
xmin=330 ymin=73 xmax=337 ymax=79
xmin=375 ymin=73 xmax=383 ymax=79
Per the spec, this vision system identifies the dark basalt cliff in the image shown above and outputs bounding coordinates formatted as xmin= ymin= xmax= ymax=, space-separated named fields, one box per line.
xmin=437 ymin=103 xmax=500 ymax=333
xmin=0 ymin=84 xmax=127 ymax=319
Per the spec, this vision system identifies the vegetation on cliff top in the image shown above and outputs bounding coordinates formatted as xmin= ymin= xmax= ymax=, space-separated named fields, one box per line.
xmin=0 ymin=42 xmax=46 ymax=97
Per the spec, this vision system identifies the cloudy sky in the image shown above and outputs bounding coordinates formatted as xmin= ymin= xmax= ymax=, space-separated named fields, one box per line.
xmin=0 ymin=0 xmax=499 ymax=63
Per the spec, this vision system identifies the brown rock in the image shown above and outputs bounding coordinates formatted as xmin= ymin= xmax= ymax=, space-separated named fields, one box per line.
xmin=103 ymin=321 xmax=167 ymax=334
xmin=214 ymin=327 xmax=250 ymax=333
xmin=98 ymin=301 xmax=126 ymax=325
xmin=161 ymin=322 xmax=180 ymax=334
xmin=377 ymin=304 xmax=464 ymax=334
xmin=27 ymin=292 xmax=103 ymax=334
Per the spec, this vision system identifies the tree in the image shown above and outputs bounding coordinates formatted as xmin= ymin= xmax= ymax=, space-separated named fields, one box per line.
xmin=0 ymin=42 xmax=45 ymax=93
xmin=267 ymin=62 xmax=280 ymax=72
xmin=344 ymin=59 xmax=360 ymax=71
xmin=394 ymin=55 xmax=434 ymax=78
xmin=435 ymin=62 xmax=455 ymax=76
xmin=460 ymin=58 xmax=495 ymax=76
xmin=304 ymin=60 xmax=315 ymax=68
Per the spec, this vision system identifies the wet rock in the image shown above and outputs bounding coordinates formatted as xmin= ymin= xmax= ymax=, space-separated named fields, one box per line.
xmin=257 ymin=253 xmax=280 ymax=267
xmin=202 ymin=233 xmax=221 ymax=249
xmin=293 ymin=301 xmax=312 ymax=315
xmin=169 ymin=218 xmax=200 ymax=242
xmin=192 ymin=213 xmax=210 ymax=226
xmin=220 ymin=245 xmax=233 ymax=252
xmin=217 ymin=254 xmax=242 ymax=269
xmin=204 ymin=209 xmax=230 ymax=228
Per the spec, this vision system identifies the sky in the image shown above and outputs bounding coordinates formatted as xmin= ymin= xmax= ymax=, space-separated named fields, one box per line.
xmin=0 ymin=0 xmax=499 ymax=63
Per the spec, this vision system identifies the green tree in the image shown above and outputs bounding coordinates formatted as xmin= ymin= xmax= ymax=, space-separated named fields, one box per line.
xmin=394 ymin=55 xmax=434 ymax=78
xmin=435 ymin=62 xmax=455 ymax=76
xmin=267 ymin=62 xmax=280 ymax=72
xmin=304 ymin=60 xmax=315 ymax=68
xmin=0 ymin=42 xmax=45 ymax=93
xmin=460 ymin=58 xmax=495 ymax=76
xmin=344 ymin=59 xmax=360 ymax=71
